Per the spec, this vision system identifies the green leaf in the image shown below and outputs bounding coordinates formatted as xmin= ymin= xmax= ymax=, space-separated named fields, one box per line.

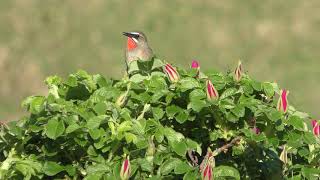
xmin=43 ymin=161 xmax=65 ymax=176
xmin=65 ymin=164 xmax=76 ymax=176
xmin=214 ymin=166 xmax=240 ymax=180
xmin=66 ymin=75 xmax=78 ymax=87
xmin=152 ymin=58 xmax=164 ymax=70
xmin=93 ymin=102 xmax=107 ymax=115
xmin=160 ymin=158 xmax=181 ymax=175
xmin=29 ymin=96 xmax=46 ymax=114
xmin=179 ymin=78 xmax=200 ymax=92
xmin=155 ymin=128 xmax=164 ymax=143
xmin=65 ymin=123 xmax=80 ymax=134
xmin=87 ymin=145 xmax=97 ymax=156
xmin=124 ymin=132 xmax=138 ymax=143
xmin=176 ymin=110 xmax=189 ymax=123
xmin=302 ymin=167 xmax=320 ymax=179
xmin=117 ymin=121 xmax=133 ymax=133
xmin=164 ymin=127 xmax=185 ymax=143
xmin=166 ymin=105 xmax=182 ymax=118
xmin=220 ymin=88 xmax=238 ymax=99
xmin=89 ymin=129 xmax=102 ymax=140
xmin=266 ymin=109 xmax=282 ymax=121
xmin=86 ymin=115 xmax=106 ymax=130
xmin=189 ymin=89 xmax=206 ymax=101
xmin=183 ymin=170 xmax=199 ymax=180
xmin=152 ymin=107 xmax=165 ymax=120
xmin=187 ymin=99 xmax=207 ymax=112
xmin=263 ymin=82 xmax=275 ymax=97
xmin=231 ymin=105 xmax=245 ymax=118
xmin=45 ymin=118 xmax=65 ymax=140
xmin=287 ymin=116 xmax=305 ymax=131
xmin=130 ymin=74 xmax=148 ymax=83
xmin=251 ymin=80 xmax=262 ymax=91
xmin=172 ymin=141 xmax=188 ymax=156
xmin=174 ymin=161 xmax=193 ymax=174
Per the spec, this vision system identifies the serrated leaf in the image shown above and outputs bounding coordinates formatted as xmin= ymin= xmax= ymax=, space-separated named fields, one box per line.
xmin=166 ymin=105 xmax=182 ymax=118
xmin=160 ymin=158 xmax=181 ymax=175
xmin=174 ymin=161 xmax=193 ymax=174
xmin=117 ymin=121 xmax=133 ymax=133
xmin=130 ymin=74 xmax=148 ymax=83
xmin=231 ymin=105 xmax=245 ymax=118
xmin=263 ymin=82 xmax=275 ymax=97
xmin=172 ymin=141 xmax=188 ymax=156
xmin=65 ymin=123 xmax=80 ymax=134
xmin=220 ymin=88 xmax=238 ymax=99
xmin=176 ymin=110 xmax=189 ymax=123
xmin=86 ymin=115 xmax=106 ymax=130
xmin=93 ymin=102 xmax=107 ymax=115
xmin=214 ymin=165 xmax=240 ymax=180
xmin=287 ymin=116 xmax=305 ymax=131
xmin=179 ymin=78 xmax=200 ymax=92
xmin=189 ymin=89 xmax=206 ymax=101
xmin=187 ymin=99 xmax=207 ymax=112
xmin=45 ymin=118 xmax=65 ymax=140
xmin=183 ymin=170 xmax=199 ymax=180
xmin=43 ymin=161 xmax=65 ymax=176
xmin=152 ymin=107 xmax=164 ymax=120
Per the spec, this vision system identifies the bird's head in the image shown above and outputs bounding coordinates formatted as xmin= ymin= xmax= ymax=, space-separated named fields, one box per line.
xmin=122 ymin=31 xmax=149 ymax=50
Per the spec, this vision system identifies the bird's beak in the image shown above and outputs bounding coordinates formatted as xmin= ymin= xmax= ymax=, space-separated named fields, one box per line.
xmin=122 ymin=32 xmax=139 ymax=39
xmin=122 ymin=32 xmax=131 ymax=37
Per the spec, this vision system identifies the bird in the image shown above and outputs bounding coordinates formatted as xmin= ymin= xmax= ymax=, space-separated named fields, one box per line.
xmin=122 ymin=31 xmax=154 ymax=70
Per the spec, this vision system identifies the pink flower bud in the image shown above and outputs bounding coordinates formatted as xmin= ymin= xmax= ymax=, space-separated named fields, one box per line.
xmin=120 ymin=156 xmax=131 ymax=180
xmin=202 ymin=163 xmax=213 ymax=180
xmin=206 ymin=80 xmax=219 ymax=101
xmin=312 ymin=120 xmax=320 ymax=137
xmin=252 ymin=126 xmax=260 ymax=135
xmin=277 ymin=89 xmax=289 ymax=113
xmin=234 ymin=61 xmax=243 ymax=82
xmin=191 ymin=60 xmax=200 ymax=78
xmin=200 ymin=149 xmax=215 ymax=180
xmin=164 ymin=63 xmax=180 ymax=83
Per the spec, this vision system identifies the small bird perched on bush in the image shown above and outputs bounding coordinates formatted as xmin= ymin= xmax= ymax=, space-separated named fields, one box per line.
xmin=122 ymin=31 xmax=154 ymax=70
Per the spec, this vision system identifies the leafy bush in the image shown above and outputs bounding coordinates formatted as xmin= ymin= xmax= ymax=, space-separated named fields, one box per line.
xmin=0 ymin=58 xmax=319 ymax=179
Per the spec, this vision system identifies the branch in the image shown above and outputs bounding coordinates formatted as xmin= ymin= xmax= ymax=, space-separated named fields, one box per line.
xmin=213 ymin=136 xmax=241 ymax=156
xmin=187 ymin=150 xmax=198 ymax=166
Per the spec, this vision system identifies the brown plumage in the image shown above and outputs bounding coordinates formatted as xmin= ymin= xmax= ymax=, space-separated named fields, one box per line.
xmin=122 ymin=31 xmax=154 ymax=68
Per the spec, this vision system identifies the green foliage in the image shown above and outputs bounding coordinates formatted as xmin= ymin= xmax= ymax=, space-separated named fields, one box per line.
xmin=0 ymin=58 xmax=319 ymax=179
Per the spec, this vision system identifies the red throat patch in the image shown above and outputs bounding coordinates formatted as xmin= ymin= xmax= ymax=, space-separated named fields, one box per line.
xmin=127 ymin=37 xmax=137 ymax=50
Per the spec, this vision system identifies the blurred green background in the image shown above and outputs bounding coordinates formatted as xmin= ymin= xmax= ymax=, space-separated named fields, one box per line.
xmin=0 ymin=0 xmax=319 ymax=121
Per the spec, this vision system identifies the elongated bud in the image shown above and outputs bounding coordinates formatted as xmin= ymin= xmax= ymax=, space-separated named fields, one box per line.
xmin=206 ymin=80 xmax=219 ymax=101
xmin=279 ymin=145 xmax=288 ymax=164
xmin=120 ymin=156 xmax=131 ymax=180
xmin=146 ymin=136 xmax=156 ymax=156
xmin=202 ymin=163 xmax=213 ymax=180
xmin=116 ymin=91 xmax=129 ymax=107
xmin=164 ymin=63 xmax=180 ymax=83
xmin=191 ymin=60 xmax=200 ymax=78
xmin=311 ymin=120 xmax=320 ymax=137
xmin=277 ymin=89 xmax=289 ymax=113
xmin=234 ymin=60 xmax=243 ymax=82
xmin=200 ymin=149 xmax=215 ymax=180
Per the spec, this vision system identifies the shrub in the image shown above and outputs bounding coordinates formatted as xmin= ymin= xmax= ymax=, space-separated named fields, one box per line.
xmin=0 ymin=58 xmax=319 ymax=179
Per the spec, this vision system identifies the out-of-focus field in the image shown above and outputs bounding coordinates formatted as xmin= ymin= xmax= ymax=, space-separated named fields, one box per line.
xmin=0 ymin=0 xmax=319 ymax=121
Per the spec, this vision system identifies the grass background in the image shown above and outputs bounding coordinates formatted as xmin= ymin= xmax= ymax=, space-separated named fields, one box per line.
xmin=0 ymin=0 xmax=319 ymax=121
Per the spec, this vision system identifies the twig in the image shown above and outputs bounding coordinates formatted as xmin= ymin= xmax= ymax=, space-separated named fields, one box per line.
xmin=187 ymin=150 xmax=198 ymax=166
xmin=213 ymin=136 xmax=241 ymax=156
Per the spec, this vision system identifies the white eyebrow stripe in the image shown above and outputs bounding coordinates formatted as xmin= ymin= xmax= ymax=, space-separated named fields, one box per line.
xmin=130 ymin=32 xmax=140 ymax=35
xmin=132 ymin=37 xmax=138 ymax=43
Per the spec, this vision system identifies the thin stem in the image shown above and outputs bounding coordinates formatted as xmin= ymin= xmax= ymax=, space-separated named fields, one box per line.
xmin=213 ymin=136 xmax=241 ymax=156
